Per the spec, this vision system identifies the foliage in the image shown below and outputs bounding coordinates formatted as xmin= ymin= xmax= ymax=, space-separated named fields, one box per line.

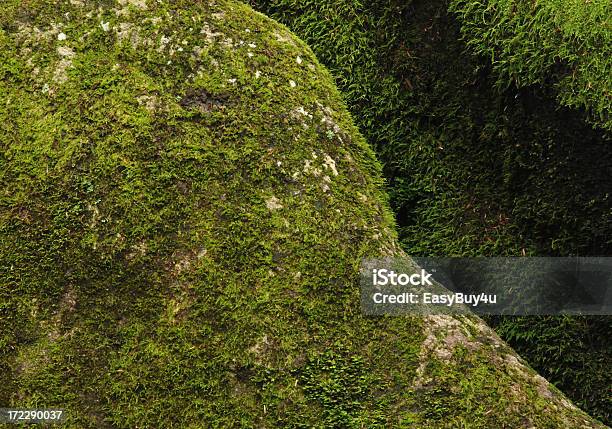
xmin=449 ymin=0 xmax=612 ymax=133
xmin=1 ymin=0 xmax=608 ymax=426
xmin=249 ymin=0 xmax=611 ymax=258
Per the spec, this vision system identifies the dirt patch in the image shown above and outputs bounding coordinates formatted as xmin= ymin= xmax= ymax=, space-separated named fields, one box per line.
xmin=179 ymin=89 xmax=231 ymax=113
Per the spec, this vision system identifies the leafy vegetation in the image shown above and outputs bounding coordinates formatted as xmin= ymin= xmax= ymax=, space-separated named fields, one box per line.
xmin=491 ymin=315 xmax=612 ymax=424
xmin=249 ymin=0 xmax=611 ymax=257
xmin=449 ymin=0 xmax=612 ymax=133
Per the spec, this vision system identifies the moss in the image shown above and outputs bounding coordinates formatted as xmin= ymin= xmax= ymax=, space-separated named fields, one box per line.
xmin=449 ymin=0 xmax=612 ymax=133
xmin=1 ymin=0 xmax=417 ymax=426
xmin=0 ymin=0 xmax=607 ymax=427
xmin=409 ymin=316 xmax=606 ymax=428
xmin=248 ymin=0 xmax=611 ymax=258
xmin=491 ymin=315 xmax=612 ymax=424
xmin=248 ymin=0 xmax=612 ymax=422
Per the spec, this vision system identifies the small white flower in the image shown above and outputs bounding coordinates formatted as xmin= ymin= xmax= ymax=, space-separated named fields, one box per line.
xmin=289 ymin=80 xmax=296 ymax=88
xmin=248 ymin=43 xmax=256 ymax=48
xmin=296 ymin=56 xmax=302 ymax=64
xmin=42 ymin=83 xmax=50 ymax=93
xmin=255 ymin=71 xmax=261 ymax=79
xmin=245 ymin=28 xmax=251 ymax=33
xmin=228 ymin=78 xmax=237 ymax=84
xmin=57 ymin=32 xmax=67 ymax=41
xmin=101 ymin=21 xmax=110 ymax=32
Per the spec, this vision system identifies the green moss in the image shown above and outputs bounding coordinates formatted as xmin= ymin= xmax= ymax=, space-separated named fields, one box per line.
xmin=248 ymin=0 xmax=611 ymax=258
xmin=0 ymin=0 xmax=607 ymax=427
xmin=248 ymin=0 xmax=611 ymax=422
xmin=491 ymin=315 xmax=612 ymax=424
xmin=449 ymin=0 xmax=612 ymax=133
xmin=0 ymin=0 xmax=420 ymax=426
xmin=407 ymin=316 xmax=606 ymax=428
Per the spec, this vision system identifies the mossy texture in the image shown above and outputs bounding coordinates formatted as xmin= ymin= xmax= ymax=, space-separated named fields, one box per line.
xmin=449 ymin=0 xmax=612 ymax=133
xmin=492 ymin=315 xmax=612 ymax=425
xmin=248 ymin=0 xmax=611 ymax=422
xmin=0 ymin=0 xmax=607 ymax=427
xmin=249 ymin=0 xmax=611 ymax=258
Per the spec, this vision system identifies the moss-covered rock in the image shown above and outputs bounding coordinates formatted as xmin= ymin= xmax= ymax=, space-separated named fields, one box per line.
xmin=0 ymin=0 xmax=607 ymax=427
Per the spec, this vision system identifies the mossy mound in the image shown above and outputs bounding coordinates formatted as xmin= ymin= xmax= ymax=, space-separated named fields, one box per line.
xmin=0 ymin=0 xmax=607 ymax=427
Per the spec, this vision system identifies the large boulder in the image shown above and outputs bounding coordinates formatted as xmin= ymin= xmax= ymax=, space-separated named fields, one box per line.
xmin=0 ymin=0 xmax=606 ymax=427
